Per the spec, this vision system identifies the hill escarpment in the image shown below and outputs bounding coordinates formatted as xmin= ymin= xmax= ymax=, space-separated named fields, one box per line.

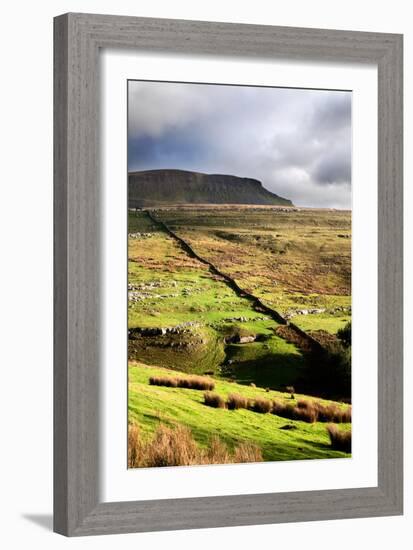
xmin=128 ymin=169 xmax=292 ymax=206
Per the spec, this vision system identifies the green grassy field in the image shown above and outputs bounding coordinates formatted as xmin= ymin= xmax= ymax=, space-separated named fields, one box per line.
xmin=129 ymin=362 xmax=350 ymax=462
xmin=291 ymin=312 xmax=350 ymax=334
xmin=128 ymin=211 xmax=306 ymax=387
xmin=127 ymin=206 xmax=352 ymax=464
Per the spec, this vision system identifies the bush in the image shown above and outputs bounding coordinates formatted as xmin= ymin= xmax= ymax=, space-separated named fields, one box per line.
xmin=326 ymin=424 xmax=352 ymax=453
xmin=307 ymin=341 xmax=351 ymax=399
xmin=337 ymin=322 xmax=351 ymax=347
xmin=149 ymin=374 xmax=214 ymax=391
xmin=128 ymin=422 xmax=263 ymax=467
xmin=249 ymin=397 xmax=272 ymax=414
xmin=204 ymin=392 xmax=226 ymax=408
xmin=227 ymin=393 xmax=249 ymax=410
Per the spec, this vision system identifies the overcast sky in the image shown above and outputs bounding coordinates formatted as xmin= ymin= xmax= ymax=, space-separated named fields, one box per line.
xmin=128 ymin=80 xmax=351 ymax=208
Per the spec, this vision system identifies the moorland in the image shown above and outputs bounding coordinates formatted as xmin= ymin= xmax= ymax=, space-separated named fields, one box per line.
xmin=127 ymin=205 xmax=352 ymax=466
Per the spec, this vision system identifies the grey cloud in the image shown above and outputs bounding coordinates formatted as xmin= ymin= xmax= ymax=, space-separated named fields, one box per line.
xmin=308 ymin=92 xmax=351 ymax=134
xmin=312 ymin=149 xmax=351 ymax=184
xmin=128 ymin=81 xmax=352 ymax=208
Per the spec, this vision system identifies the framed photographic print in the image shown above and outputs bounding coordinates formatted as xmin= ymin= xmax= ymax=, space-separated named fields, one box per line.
xmin=54 ymin=13 xmax=403 ymax=536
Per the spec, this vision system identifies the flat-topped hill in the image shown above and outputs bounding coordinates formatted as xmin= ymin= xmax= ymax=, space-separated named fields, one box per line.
xmin=128 ymin=169 xmax=292 ymax=207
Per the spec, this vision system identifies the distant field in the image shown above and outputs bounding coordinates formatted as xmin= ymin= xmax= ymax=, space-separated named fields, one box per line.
xmin=127 ymin=206 xmax=351 ymax=464
xmin=157 ymin=207 xmax=351 ymax=316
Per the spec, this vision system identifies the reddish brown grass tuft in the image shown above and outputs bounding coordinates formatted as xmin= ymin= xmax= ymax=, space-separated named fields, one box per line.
xmin=227 ymin=393 xmax=249 ymax=410
xmin=149 ymin=375 xmax=178 ymax=388
xmin=178 ymin=376 xmax=215 ymax=390
xmin=133 ymin=423 xmax=200 ymax=467
xmin=204 ymin=392 xmax=226 ymax=408
xmin=205 ymin=436 xmax=231 ymax=464
xmin=128 ymin=422 xmax=263 ymax=467
xmin=149 ymin=374 xmax=214 ymax=391
xmin=326 ymin=424 xmax=352 ymax=453
xmin=272 ymin=400 xmax=296 ymax=420
xmin=314 ymin=401 xmax=352 ymax=423
xmin=127 ymin=424 xmax=142 ymax=468
xmin=233 ymin=442 xmax=263 ymax=463
xmin=272 ymin=399 xmax=351 ymax=424
xmin=249 ymin=397 xmax=272 ymax=414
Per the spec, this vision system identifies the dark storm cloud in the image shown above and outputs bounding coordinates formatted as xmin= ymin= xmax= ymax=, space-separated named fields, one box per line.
xmin=308 ymin=91 xmax=351 ymax=134
xmin=313 ymin=149 xmax=351 ymax=184
xmin=128 ymin=81 xmax=351 ymax=208
xmin=129 ymin=132 xmax=206 ymax=170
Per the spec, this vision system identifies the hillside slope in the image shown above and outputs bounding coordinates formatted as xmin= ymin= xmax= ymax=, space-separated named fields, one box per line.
xmin=128 ymin=169 xmax=292 ymax=206
xmin=128 ymin=362 xmax=351 ymax=462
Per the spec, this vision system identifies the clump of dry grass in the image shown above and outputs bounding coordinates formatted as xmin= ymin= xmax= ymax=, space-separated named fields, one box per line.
xmin=128 ymin=423 xmax=200 ymax=467
xmin=271 ymin=399 xmax=316 ymax=423
xmin=326 ymin=424 xmax=352 ymax=453
xmin=315 ymin=402 xmax=352 ymax=423
xmin=339 ymin=406 xmax=352 ymax=423
xmin=272 ymin=400 xmax=296 ymax=420
xmin=179 ymin=376 xmax=215 ymax=390
xmin=293 ymin=400 xmax=318 ymax=423
xmin=227 ymin=393 xmax=249 ymax=410
xmin=272 ymin=398 xmax=351 ymax=424
xmin=128 ymin=422 xmax=263 ymax=467
xmin=203 ymin=437 xmax=262 ymax=464
xmin=249 ymin=397 xmax=272 ymax=414
xmin=204 ymin=392 xmax=226 ymax=408
xmin=127 ymin=424 xmax=142 ymax=468
xmin=149 ymin=374 xmax=214 ymax=391
xmin=205 ymin=436 xmax=231 ymax=464
xmin=149 ymin=375 xmax=178 ymax=387
xmin=233 ymin=442 xmax=263 ymax=463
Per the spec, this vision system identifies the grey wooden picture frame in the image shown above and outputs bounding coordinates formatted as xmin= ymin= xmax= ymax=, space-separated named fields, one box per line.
xmin=54 ymin=12 xmax=403 ymax=537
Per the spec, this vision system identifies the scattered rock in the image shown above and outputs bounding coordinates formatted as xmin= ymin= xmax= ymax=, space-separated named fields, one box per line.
xmin=128 ymin=232 xmax=154 ymax=239
xmin=284 ymin=307 xmax=328 ymax=319
xmin=237 ymin=335 xmax=256 ymax=344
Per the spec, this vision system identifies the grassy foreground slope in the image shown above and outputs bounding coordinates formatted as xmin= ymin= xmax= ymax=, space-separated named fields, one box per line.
xmin=129 ymin=362 xmax=350 ymax=462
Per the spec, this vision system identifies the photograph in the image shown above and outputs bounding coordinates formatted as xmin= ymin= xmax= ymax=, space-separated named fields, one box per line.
xmin=127 ymin=80 xmax=352 ymax=468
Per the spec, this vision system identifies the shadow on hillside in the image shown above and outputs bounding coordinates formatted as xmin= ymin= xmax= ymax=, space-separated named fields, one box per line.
xmin=222 ymin=350 xmax=306 ymax=390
